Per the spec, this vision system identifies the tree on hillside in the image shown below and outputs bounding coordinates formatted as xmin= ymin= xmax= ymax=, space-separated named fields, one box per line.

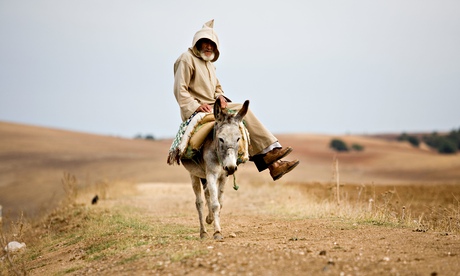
xmin=423 ymin=132 xmax=441 ymax=149
xmin=423 ymin=129 xmax=459 ymax=154
xmin=351 ymin=143 xmax=365 ymax=151
xmin=134 ymin=134 xmax=156 ymax=141
xmin=397 ymin=132 xmax=420 ymax=147
xmin=436 ymin=138 xmax=457 ymax=154
xmin=330 ymin=139 xmax=349 ymax=152
xmin=447 ymin=128 xmax=460 ymax=149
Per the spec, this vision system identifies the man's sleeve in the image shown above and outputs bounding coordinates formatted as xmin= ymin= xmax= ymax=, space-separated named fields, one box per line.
xmin=174 ymin=60 xmax=200 ymax=120
xmin=214 ymin=78 xmax=231 ymax=102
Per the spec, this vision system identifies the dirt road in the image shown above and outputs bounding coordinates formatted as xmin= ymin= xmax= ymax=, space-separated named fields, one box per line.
xmin=93 ymin=182 xmax=459 ymax=276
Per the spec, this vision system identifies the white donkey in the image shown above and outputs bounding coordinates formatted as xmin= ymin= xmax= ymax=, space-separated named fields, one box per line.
xmin=181 ymin=98 xmax=249 ymax=240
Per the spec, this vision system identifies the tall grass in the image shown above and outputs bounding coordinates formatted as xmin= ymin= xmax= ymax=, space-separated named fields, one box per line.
xmin=244 ymin=159 xmax=460 ymax=232
xmin=270 ymin=180 xmax=460 ymax=233
xmin=0 ymin=211 xmax=29 ymax=275
xmin=1 ymin=173 xmax=206 ymax=275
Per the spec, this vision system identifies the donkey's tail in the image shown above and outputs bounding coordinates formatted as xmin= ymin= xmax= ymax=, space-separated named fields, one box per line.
xmin=167 ymin=148 xmax=181 ymax=165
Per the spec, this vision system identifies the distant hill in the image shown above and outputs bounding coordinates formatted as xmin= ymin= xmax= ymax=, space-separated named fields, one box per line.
xmin=369 ymin=132 xmax=447 ymax=141
xmin=1 ymin=122 xmax=459 ymax=219
xmin=0 ymin=121 xmax=184 ymax=219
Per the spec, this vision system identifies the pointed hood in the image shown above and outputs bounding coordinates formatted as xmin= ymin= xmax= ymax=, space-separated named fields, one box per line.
xmin=191 ymin=19 xmax=220 ymax=62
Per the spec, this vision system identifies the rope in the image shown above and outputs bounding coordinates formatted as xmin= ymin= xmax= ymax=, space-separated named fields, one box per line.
xmin=217 ymin=150 xmax=239 ymax=191
xmin=233 ymin=174 xmax=239 ymax=191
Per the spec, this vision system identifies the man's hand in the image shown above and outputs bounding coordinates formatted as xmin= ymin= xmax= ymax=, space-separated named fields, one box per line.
xmin=196 ymin=104 xmax=213 ymax=113
xmin=217 ymin=95 xmax=228 ymax=109
xmin=196 ymin=96 xmax=227 ymax=113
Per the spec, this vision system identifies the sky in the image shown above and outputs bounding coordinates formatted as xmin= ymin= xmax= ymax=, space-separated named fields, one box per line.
xmin=1 ymin=0 xmax=459 ymax=139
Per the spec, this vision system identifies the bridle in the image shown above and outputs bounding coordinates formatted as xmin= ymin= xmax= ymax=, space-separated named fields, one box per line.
xmin=212 ymin=122 xmax=240 ymax=191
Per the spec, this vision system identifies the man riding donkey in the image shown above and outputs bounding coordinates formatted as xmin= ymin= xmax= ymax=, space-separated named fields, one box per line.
xmin=172 ymin=19 xmax=299 ymax=181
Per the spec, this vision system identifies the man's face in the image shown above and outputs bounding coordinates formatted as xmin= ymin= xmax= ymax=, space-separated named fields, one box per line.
xmin=199 ymin=39 xmax=215 ymax=58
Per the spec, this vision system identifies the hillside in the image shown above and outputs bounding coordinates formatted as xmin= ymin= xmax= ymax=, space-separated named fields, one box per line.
xmin=0 ymin=121 xmax=183 ymax=219
xmin=1 ymin=121 xmax=460 ymax=220
xmin=1 ymin=121 xmax=460 ymax=275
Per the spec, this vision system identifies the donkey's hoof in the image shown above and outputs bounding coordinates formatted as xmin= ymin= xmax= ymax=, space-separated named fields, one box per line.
xmin=213 ymin=232 xmax=224 ymax=241
xmin=200 ymin=232 xmax=209 ymax=239
xmin=206 ymin=215 xmax=214 ymax=224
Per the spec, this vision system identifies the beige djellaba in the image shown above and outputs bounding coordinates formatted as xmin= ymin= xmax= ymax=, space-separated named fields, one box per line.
xmin=173 ymin=19 xmax=280 ymax=156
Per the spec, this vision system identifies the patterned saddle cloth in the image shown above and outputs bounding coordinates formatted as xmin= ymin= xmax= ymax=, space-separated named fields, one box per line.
xmin=167 ymin=112 xmax=250 ymax=165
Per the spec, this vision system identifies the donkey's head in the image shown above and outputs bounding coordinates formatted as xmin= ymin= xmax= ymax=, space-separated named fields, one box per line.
xmin=213 ymin=98 xmax=249 ymax=175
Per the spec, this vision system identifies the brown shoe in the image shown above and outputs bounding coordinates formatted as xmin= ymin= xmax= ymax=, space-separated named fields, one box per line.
xmin=263 ymin=147 xmax=293 ymax=166
xmin=269 ymin=160 xmax=300 ymax=181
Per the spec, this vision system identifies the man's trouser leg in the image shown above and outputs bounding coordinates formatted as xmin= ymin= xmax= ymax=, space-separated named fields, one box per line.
xmin=227 ymin=103 xmax=278 ymax=172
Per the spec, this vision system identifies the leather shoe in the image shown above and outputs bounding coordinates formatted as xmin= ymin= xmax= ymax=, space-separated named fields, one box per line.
xmin=269 ymin=160 xmax=300 ymax=181
xmin=263 ymin=147 xmax=292 ymax=166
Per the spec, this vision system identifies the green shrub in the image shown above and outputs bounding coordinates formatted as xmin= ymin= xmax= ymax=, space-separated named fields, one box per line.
xmin=423 ymin=130 xmax=459 ymax=154
xmin=397 ymin=133 xmax=409 ymax=142
xmin=134 ymin=134 xmax=156 ymax=141
xmin=407 ymin=136 xmax=420 ymax=147
xmin=397 ymin=132 xmax=420 ymax=147
xmin=423 ymin=132 xmax=441 ymax=149
xmin=330 ymin=139 xmax=349 ymax=152
xmin=447 ymin=128 xmax=460 ymax=149
xmin=351 ymin=143 xmax=365 ymax=151
xmin=437 ymin=138 xmax=458 ymax=154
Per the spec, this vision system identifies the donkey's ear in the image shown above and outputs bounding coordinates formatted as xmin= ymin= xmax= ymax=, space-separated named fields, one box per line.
xmin=235 ymin=100 xmax=249 ymax=121
xmin=214 ymin=97 xmax=224 ymax=121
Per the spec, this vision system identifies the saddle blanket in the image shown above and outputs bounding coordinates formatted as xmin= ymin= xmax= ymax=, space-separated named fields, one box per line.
xmin=167 ymin=112 xmax=250 ymax=165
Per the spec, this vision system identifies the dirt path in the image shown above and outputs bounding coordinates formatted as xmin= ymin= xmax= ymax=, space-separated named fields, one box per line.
xmin=109 ymin=182 xmax=460 ymax=275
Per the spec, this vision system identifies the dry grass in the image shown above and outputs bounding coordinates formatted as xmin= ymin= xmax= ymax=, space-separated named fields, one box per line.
xmin=1 ymin=174 xmax=205 ymax=275
xmin=265 ymin=181 xmax=460 ymax=233
xmin=214 ymin=167 xmax=460 ymax=235
xmin=0 ymin=212 xmax=29 ymax=276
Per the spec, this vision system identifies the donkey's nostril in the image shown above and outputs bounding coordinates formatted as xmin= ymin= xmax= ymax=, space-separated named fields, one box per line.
xmin=225 ymin=166 xmax=237 ymax=175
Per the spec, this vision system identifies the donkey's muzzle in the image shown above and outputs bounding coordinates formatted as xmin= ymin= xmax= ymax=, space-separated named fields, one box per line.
xmin=224 ymin=165 xmax=237 ymax=175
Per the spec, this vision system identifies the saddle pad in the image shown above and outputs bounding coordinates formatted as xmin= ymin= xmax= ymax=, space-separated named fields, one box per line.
xmin=189 ymin=114 xmax=215 ymax=150
xmin=167 ymin=112 xmax=250 ymax=165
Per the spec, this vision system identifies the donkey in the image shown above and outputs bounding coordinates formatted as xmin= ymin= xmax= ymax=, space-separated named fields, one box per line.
xmin=181 ymin=98 xmax=249 ymax=240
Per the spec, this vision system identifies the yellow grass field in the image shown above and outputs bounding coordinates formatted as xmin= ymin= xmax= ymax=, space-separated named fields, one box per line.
xmin=1 ymin=121 xmax=460 ymax=275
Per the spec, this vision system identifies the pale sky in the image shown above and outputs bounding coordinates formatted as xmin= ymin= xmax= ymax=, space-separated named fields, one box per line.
xmin=1 ymin=0 xmax=459 ymax=138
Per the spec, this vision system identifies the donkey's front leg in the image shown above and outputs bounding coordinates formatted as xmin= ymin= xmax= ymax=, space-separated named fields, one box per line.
xmin=191 ymin=175 xmax=208 ymax=239
xmin=204 ymin=185 xmax=213 ymax=225
xmin=206 ymin=174 xmax=223 ymax=240
xmin=217 ymin=175 xmax=228 ymax=210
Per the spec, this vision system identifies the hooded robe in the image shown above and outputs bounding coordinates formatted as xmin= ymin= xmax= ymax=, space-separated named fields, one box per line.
xmin=173 ymin=20 xmax=278 ymax=156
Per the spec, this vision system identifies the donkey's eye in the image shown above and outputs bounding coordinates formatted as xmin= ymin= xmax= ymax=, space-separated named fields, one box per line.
xmin=219 ymin=138 xmax=224 ymax=143
xmin=236 ymin=138 xmax=240 ymax=142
